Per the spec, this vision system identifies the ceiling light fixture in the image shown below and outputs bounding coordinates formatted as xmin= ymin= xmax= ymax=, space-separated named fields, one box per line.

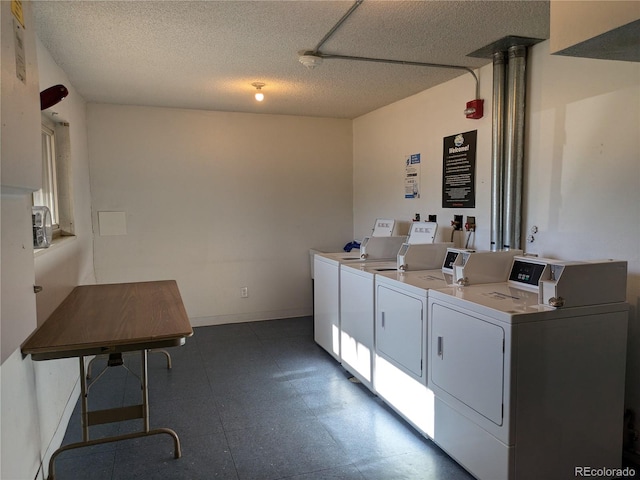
xmin=251 ymin=82 xmax=265 ymax=101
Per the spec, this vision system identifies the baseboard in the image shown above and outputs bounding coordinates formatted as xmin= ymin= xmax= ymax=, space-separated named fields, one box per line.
xmin=190 ymin=308 xmax=312 ymax=327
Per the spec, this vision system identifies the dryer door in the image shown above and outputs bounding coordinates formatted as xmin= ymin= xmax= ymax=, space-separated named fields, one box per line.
xmin=430 ymin=303 xmax=505 ymax=426
xmin=376 ymin=285 xmax=424 ymax=380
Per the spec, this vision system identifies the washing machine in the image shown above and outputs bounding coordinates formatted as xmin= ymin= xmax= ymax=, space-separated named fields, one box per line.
xmin=427 ymin=257 xmax=628 ymax=480
xmin=313 ymin=252 xmax=364 ymax=361
xmin=310 ymin=216 xmax=402 ymax=277
xmin=338 ymin=222 xmax=444 ymax=389
xmin=313 ymin=224 xmax=408 ymax=361
xmin=373 ymin=248 xmax=521 ymax=437
xmin=340 ymin=222 xmax=453 ymax=392
xmin=338 ymin=259 xmax=401 ymax=387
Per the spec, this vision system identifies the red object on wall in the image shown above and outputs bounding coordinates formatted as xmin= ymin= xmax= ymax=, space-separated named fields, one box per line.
xmin=465 ymin=99 xmax=484 ymax=119
xmin=40 ymin=84 xmax=68 ymax=110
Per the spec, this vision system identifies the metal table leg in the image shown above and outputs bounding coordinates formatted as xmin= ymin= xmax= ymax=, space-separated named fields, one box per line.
xmin=47 ymin=351 xmax=182 ymax=480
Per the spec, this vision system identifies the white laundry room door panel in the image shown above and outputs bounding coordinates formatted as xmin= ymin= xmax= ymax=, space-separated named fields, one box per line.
xmin=376 ymin=285 xmax=424 ymax=379
xmin=430 ymin=303 xmax=505 ymax=426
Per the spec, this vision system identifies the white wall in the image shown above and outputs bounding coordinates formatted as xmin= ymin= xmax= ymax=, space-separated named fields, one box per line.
xmin=87 ymin=105 xmax=353 ymax=325
xmin=353 ymin=40 xmax=640 ymax=442
xmin=1 ymin=195 xmax=42 ymax=480
xmin=353 ymin=63 xmax=492 ymax=245
xmin=525 ymin=41 xmax=640 ymax=421
xmin=31 ymin=36 xmax=96 ymax=477
xmin=0 ymin=27 xmax=95 ymax=480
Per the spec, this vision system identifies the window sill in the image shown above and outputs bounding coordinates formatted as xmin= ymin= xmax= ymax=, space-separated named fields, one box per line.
xmin=34 ymin=235 xmax=77 ymax=257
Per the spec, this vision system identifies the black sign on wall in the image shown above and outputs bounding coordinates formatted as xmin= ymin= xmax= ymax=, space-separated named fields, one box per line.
xmin=442 ymin=130 xmax=477 ymax=208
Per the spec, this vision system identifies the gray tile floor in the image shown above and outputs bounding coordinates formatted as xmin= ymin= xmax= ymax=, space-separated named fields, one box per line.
xmin=54 ymin=317 xmax=475 ymax=480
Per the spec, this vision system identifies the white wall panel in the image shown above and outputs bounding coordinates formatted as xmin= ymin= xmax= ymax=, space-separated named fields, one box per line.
xmin=87 ymin=105 xmax=353 ymax=323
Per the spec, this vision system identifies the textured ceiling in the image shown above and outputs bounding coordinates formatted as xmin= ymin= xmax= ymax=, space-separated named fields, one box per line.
xmin=33 ymin=1 xmax=550 ymax=119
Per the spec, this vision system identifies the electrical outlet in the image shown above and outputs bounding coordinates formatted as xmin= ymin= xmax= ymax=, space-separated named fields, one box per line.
xmin=428 ymin=214 xmax=437 ymax=222
xmin=240 ymin=287 xmax=248 ymax=298
xmin=452 ymin=215 xmax=463 ymax=231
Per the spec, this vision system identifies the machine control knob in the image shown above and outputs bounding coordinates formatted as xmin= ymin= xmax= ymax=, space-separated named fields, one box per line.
xmin=548 ymin=296 xmax=565 ymax=308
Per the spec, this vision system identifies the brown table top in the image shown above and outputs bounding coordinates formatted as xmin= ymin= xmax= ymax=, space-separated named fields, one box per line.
xmin=21 ymin=280 xmax=193 ymax=361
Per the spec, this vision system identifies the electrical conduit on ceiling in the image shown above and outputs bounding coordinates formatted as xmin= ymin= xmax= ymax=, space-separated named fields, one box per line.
xmin=302 ymin=3 xmax=545 ymax=248
xmin=298 ymin=0 xmax=481 ymax=105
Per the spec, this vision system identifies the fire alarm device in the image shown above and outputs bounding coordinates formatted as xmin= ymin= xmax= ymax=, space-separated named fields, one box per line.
xmin=464 ymin=99 xmax=484 ymax=119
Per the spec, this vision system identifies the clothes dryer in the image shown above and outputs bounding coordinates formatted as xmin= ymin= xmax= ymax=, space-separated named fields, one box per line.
xmin=427 ymin=257 xmax=628 ymax=480
xmin=372 ymin=248 xmax=521 ymax=437
xmin=374 ymin=268 xmax=451 ymax=437
xmin=340 ymin=244 xmax=462 ymax=391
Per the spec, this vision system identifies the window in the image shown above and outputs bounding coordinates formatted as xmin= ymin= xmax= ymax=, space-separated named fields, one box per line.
xmin=32 ymin=115 xmax=74 ymax=240
xmin=33 ymin=122 xmax=59 ymax=230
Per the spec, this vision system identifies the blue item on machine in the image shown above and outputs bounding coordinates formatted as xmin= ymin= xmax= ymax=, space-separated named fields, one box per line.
xmin=343 ymin=241 xmax=361 ymax=252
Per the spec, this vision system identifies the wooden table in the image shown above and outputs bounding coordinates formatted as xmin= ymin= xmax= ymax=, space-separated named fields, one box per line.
xmin=21 ymin=280 xmax=193 ymax=480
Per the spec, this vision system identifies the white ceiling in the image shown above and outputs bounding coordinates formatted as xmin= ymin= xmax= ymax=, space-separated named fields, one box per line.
xmin=33 ymin=1 xmax=550 ymax=119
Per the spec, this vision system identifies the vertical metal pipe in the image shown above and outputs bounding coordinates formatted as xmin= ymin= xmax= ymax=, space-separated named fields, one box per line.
xmin=490 ymin=51 xmax=506 ymax=251
xmin=503 ymin=45 xmax=527 ymax=250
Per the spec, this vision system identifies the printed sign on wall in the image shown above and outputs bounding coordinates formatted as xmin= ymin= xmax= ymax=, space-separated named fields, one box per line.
xmin=442 ymin=130 xmax=476 ymax=208
xmin=404 ymin=153 xmax=421 ymax=199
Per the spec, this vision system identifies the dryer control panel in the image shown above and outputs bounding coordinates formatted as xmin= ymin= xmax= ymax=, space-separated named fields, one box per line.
xmin=540 ymin=260 xmax=627 ymax=308
xmin=508 ymin=258 xmax=550 ymax=287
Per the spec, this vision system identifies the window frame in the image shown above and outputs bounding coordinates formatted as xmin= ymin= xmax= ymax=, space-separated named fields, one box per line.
xmin=33 ymin=120 xmax=60 ymax=233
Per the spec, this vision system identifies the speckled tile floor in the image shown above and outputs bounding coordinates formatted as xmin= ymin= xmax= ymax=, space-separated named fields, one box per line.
xmin=53 ymin=317 xmax=475 ymax=480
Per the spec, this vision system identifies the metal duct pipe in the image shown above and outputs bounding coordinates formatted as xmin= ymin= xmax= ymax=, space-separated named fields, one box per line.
xmin=502 ymin=45 xmax=527 ymax=250
xmin=490 ymin=51 xmax=506 ymax=251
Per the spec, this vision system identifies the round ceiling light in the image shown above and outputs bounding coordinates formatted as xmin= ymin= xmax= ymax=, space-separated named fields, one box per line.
xmin=251 ymin=82 xmax=265 ymax=102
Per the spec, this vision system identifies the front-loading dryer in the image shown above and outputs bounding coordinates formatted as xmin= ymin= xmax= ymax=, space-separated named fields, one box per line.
xmin=373 ymin=268 xmax=452 ymax=438
xmin=427 ymin=257 xmax=629 ymax=480
xmin=371 ymin=248 xmax=521 ymax=439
